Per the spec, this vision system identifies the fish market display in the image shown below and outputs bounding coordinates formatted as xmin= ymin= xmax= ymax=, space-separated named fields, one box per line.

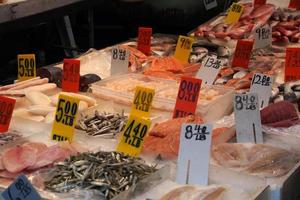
xmin=191 ymin=3 xmax=275 ymax=41
xmin=0 ymin=131 xmax=21 ymax=146
xmin=44 ymin=151 xmax=157 ymax=199
xmin=76 ymin=110 xmax=128 ymax=138
xmin=212 ymin=143 xmax=299 ymax=177
xmin=261 ymin=101 xmax=300 ymax=127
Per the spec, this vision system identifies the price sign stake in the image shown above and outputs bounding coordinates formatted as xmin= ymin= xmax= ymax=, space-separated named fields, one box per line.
xmin=51 ymin=94 xmax=79 ymax=142
xmin=196 ymin=55 xmax=222 ymax=85
xmin=174 ymin=35 xmax=194 ymax=63
xmin=289 ymin=0 xmax=300 ymax=9
xmin=224 ymin=3 xmax=244 ymax=24
xmin=111 ymin=47 xmax=130 ymax=76
xmin=176 ymin=123 xmax=212 ymax=185
xmin=234 ymin=93 xmax=263 ymax=144
xmin=116 ymin=115 xmax=151 ymax=156
xmin=17 ymin=54 xmax=36 ymax=81
xmin=173 ymin=76 xmax=202 ymax=119
xmin=137 ymin=27 xmax=152 ymax=56
xmin=254 ymin=0 xmax=267 ymax=7
xmin=232 ymin=40 xmax=254 ymax=69
xmin=62 ymin=59 xmax=80 ymax=93
xmin=2 ymin=174 xmax=41 ymax=200
xmin=203 ymin=0 xmax=218 ymax=10
xmin=250 ymin=73 xmax=273 ymax=109
xmin=285 ymin=48 xmax=300 ymax=82
xmin=254 ymin=24 xmax=272 ymax=49
xmin=131 ymin=86 xmax=155 ymax=118
xmin=0 ymin=96 xmax=15 ymax=133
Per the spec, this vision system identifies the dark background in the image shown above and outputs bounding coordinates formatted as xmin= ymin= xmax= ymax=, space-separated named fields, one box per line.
xmin=0 ymin=0 xmax=234 ymax=84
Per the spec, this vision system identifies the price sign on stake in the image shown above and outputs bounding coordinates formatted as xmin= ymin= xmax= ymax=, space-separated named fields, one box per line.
xmin=289 ymin=0 xmax=300 ymax=9
xmin=232 ymin=40 xmax=254 ymax=69
xmin=17 ymin=54 xmax=36 ymax=81
xmin=285 ymin=48 xmax=300 ymax=82
xmin=250 ymin=73 xmax=273 ymax=109
xmin=196 ymin=55 xmax=222 ymax=85
xmin=0 ymin=96 xmax=15 ymax=133
xmin=254 ymin=24 xmax=272 ymax=49
xmin=111 ymin=47 xmax=129 ymax=76
xmin=174 ymin=35 xmax=194 ymax=63
xmin=51 ymin=94 xmax=79 ymax=142
xmin=224 ymin=3 xmax=244 ymax=24
xmin=234 ymin=93 xmax=263 ymax=144
xmin=62 ymin=59 xmax=80 ymax=93
xmin=117 ymin=115 xmax=151 ymax=157
xmin=177 ymin=123 xmax=212 ymax=185
xmin=131 ymin=86 xmax=155 ymax=118
xmin=203 ymin=0 xmax=217 ymax=10
xmin=2 ymin=174 xmax=41 ymax=200
xmin=137 ymin=27 xmax=152 ymax=56
xmin=173 ymin=77 xmax=202 ymax=118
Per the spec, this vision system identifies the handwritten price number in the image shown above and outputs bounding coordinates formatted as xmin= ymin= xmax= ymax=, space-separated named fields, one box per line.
xmin=55 ymin=99 xmax=78 ymax=127
xmin=252 ymin=74 xmax=271 ymax=86
xmin=180 ymin=38 xmax=192 ymax=50
xmin=178 ymin=80 xmax=201 ymax=102
xmin=256 ymin=27 xmax=270 ymax=40
xmin=133 ymin=90 xmax=153 ymax=112
xmin=63 ymin=63 xmax=79 ymax=83
xmin=112 ymin=49 xmax=126 ymax=61
xmin=287 ymin=50 xmax=300 ymax=68
xmin=231 ymin=3 xmax=242 ymax=13
xmin=204 ymin=57 xmax=221 ymax=69
xmin=123 ymin=120 xmax=148 ymax=148
xmin=0 ymin=101 xmax=13 ymax=125
xmin=235 ymin=95 xmax=257 ymax=111
xmin=185 ymin=125 xmax=209 ymax=141
xmin=18 ymin=58 xmax=35 ymax=77
xmin=15 ymin=178 xmax=32 ymax=199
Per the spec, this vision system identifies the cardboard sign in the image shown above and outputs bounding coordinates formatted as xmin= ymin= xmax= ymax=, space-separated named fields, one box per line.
xmin=289 ymin=0 xmax=300 ymax=9
xmin=111 ymin=47 xmax=130 ymax=76
xmin=137 ymin=27 xmax=152 ymax=56
xmin=196 ymin=55 xmax=222 ymax=85
xmin=131 ymin=86 xmax=155 ymax=118
xmin=174 ymin=36 xmax=194 ymax=63
xmin=285 ymin=48 xmax=300 ymax=82
xmin=51 ymin=94 xmax=79 ymax=142
xmin=250 ymin=73 xmax=273 ymax=109
xmin=203 ymin=0 xmax=218 ymax=10
xmin=0 ymin=96 xmax=15 ymax=133
xmin=17 ymin=54 xmax=36 ymax=81
xmin=116 ymin=115 xmax=151 ymax=156
xmin=176 ymin=123 xmax=212 ymax=185
xmin=173 ymin=77 xmax=202 ymax=118
xmin=224 ymin=3 xmax=244 ymax=24
xmin=61 ymin=59 xmax=80 ymax=93
xmin=254 ymin=0 xmax=267 ymax=7
xmin=2 ymin=174 xmax=41 ymax=200
xmin=254 ymin=24 xmax=272 ymax=49
xmin=232 ymin=40 xmax=254 ymax=69
xmin=234 ymin=93 xmax=263 ymax=144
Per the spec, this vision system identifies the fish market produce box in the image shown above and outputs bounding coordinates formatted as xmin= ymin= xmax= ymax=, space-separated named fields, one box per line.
xmin=90 ymin=74 xmax=234 ymax=122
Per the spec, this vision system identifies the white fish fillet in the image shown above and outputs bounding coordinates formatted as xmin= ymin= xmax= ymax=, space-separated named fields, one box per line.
xmin=8 ymin=78 xmax=49 ymax=91
xmin=27 ymin=105 xmax=56 ymax=116
xmin=0 ymin=77 xmax=41 ymax=91
xmin=25 ymin=91 xmax=51 ymax=106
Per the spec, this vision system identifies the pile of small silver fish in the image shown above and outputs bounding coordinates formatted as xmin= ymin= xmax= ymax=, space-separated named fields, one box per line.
xmin=45 ymin=151 xmax=157 ymax=199
xmin=76 ymin=111 xmax=128 ymax=138
xmin=0 ymin=132 xmax=21 ymax=146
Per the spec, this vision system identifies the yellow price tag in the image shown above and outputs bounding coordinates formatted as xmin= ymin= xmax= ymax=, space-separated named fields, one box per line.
xmin=224 ymin=3 xmax=244 ymax=24
xmin=17 ymin=54 xmax=36 ymax=81
xmin=131 ymin=86 xmax=155 ymax=118
xmin=174 ymin=35 xmax=194 ymax=63
xmin=51 ymin=94 xmax=79 ymax=142
xmin=117 ymin=114 xmax=151 ymax=156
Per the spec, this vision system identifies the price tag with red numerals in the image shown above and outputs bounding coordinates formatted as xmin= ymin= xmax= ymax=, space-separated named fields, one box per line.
xmin=232 ymin=40 xmax=254 ymax=69
xmin=62 ymin=59 xmax=80 ymax=93
xmin=289 ymin=0 xmax=300 ymax=9
xmin=253 ymin=0 xmax=267 ymax=7
xmin=285 ymin=48 xmax=300 ymax=82
xmin=137 ymin=27 xmax=152 ymax=56
xmin=0 ymin=96 xmax=15 ymax=133
xmin=173 ymin=77 xmax=202 ymax=119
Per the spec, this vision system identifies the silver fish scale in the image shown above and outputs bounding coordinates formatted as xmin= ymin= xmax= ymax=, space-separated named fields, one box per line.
xmin=45 ymin=151 xmax=157 ymax=199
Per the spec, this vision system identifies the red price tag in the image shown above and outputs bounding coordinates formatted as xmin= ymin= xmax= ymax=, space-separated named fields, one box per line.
xmin=289 ymin=0 xmax=300 ymax=9
xmin=62 ymin=59 xmax=80 ymax=93
xmin=285 ymin=48 xmax=300 ymax=82
xmin=253 ymin=0 xmax=266 ymax=7
xmin=137 ymin=27 xmax=152 ymax=56
xmin=173 ymin=76 xmax=202 ymax=119
xmin=232 ymin=40 xmax=254 ymax=69
xmin=0 ymin=96 xmax=16 ymax=133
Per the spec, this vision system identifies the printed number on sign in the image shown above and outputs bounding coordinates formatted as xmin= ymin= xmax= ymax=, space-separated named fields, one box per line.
xmin=178 ymin=80 xmax=201 ymax=102
xmin=252 ymin=74 xmax=271 ymax=86
xmin=15 ymin=178 xmax=32 ymax=199
xmin=185 ymin=125 xmax=209 ymax=141
xmin=55 ymin=99 xmax=78 ymax=126
xmin=18 ymin=58 xmax=35 ymax=77
xmin=231 ymin=4 xmax=242 ymax=12
xmin=123 ymin=120 xmax=148 ymax=148
xmin=235 ymin=95 xmax=257 ymax=111
xmin=256 ymin=28 xmax=270 ymax=40
xmin=0 ymin=101 xmax=13 ymax=125
xmin=112 ymin=49 xmax=126 ymax=61
xmin=133 ymin=90 xmax=153 ymax=112
xmin=52 ymin=134 xmax=67 ymax=141
xmin=180 ymin=38 xmax=192 ymax=50
xmin=63 ymin=63 xmax=80 ymax=83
